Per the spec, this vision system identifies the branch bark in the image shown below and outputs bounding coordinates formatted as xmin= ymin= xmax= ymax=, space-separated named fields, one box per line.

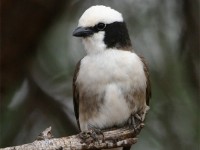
xmin=0 ymin=123 xmax=144 ymax=150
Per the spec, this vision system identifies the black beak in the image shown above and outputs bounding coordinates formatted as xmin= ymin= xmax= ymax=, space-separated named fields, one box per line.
xmin=73 ymin=27 xmax=94 ymax=37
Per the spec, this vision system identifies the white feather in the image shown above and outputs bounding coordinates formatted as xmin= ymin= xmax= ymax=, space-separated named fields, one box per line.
xmin=77 ymin=50 xmax=147 ymax=131
xmin=78 ymin=5 xmax=123 ymax=27
xmin=82 ymin=32 xmax=106 ymax=54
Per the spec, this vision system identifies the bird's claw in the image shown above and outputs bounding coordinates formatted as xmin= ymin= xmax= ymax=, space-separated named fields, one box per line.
xmin=127 ymin=113 xmax=143 ymax=134
xmin=127 ymin=107 xmax=150 ymax=133
xmin=79 ymin=131 xmax=92 ymax=140
xmin=79 ymin=127 xmax=104 ymax=143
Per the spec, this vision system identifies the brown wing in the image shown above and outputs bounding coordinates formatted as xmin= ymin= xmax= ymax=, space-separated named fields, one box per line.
xmin=140 ymin=56 xmax=151 ymax=106
xmin=73 ymin=60 xmax=81 ymax=130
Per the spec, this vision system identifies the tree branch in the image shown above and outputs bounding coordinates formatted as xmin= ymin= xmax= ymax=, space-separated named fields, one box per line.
xmin=1 ymin=123 xmax=144 ymax=150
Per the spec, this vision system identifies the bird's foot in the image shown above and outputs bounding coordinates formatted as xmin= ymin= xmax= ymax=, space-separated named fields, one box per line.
xmin=128 ymin=113 xmax=142 ymax=126
xmin=89 ymin=125 xmax=104 ymax=141
xmin=79 ymin=125 xmax=104 ymax=143
xmin=127 ymin=113 xmax=143 ymax=133
xmin=79 ymin=131 xmax=92 ymax=140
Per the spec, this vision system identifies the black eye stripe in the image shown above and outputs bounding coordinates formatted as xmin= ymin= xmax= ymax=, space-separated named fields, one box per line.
xmin=87 ymin=21 xmax=132 ymax=49
xmin=103 ymin=22 xmax=132 ymax=49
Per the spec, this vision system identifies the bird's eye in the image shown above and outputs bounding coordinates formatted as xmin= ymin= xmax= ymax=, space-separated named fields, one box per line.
xmin=96 ymin=23 xmax=106 ymax=30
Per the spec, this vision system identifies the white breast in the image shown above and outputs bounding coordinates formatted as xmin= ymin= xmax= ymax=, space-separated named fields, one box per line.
xmin=77 ymin=50 xmax=147 ymax=130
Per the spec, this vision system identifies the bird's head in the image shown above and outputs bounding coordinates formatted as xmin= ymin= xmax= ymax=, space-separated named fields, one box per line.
xmin=73 ymin=5 xmax=132 ymax=54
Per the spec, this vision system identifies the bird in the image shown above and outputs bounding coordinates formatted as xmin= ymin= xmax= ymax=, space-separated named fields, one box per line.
xmin=72 ymin=5 xmax=151 ymax=150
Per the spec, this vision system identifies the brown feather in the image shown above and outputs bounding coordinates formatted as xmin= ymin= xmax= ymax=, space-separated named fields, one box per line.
xmin=73 ymin=59 xmax=81 ymax=130
xmin=140 ymin=56 xmax=151 ymax=106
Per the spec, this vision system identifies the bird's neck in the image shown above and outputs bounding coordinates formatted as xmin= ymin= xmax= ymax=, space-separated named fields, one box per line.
xmin=82 ymin=32 xmax=106 ymax=55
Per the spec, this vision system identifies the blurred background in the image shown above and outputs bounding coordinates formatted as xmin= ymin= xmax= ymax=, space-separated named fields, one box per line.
xmin=1 ymin=0 xmax=199 ymax=149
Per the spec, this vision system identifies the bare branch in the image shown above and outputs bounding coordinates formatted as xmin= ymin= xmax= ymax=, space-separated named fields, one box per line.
xmin=1 ymin=123 xmax=144 ymax=150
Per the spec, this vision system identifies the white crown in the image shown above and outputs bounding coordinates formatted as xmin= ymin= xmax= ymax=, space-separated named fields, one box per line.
xmin=78 ymin=5 xmax=123 ymax=27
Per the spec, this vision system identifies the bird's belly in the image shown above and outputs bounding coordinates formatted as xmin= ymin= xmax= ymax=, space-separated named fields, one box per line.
xmin=79 ymin=82 xmax=131 ymax=131
xmin=89 ymin=83 xmax=131 ymax=129
xmin=77 ymin=51 xmax=147 ymax=131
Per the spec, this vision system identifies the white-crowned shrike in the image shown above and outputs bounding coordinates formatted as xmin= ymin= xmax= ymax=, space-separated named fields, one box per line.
xmin=72 ymin=5 xmax=151 ymax=150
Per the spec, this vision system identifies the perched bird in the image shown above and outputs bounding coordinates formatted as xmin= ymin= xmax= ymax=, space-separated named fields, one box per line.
xmin=72 ymin=5 xmax=151 ymax=150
